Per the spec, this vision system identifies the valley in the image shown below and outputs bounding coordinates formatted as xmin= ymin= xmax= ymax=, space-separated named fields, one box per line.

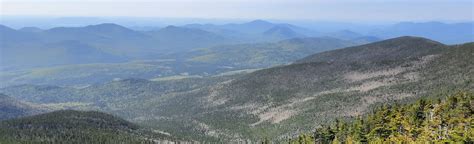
xmin=1 ymin=35 xmax=472 ymax=142
xmin=0 ymin=2 xmax=473 ymax=140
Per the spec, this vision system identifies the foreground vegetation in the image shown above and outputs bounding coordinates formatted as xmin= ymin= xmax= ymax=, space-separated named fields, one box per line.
xmin=289 ymin=91 xmax=473 ymax=143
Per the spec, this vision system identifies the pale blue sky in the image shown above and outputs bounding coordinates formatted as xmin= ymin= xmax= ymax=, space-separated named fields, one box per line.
xmin=1 ymin=0 xmax=473 ymax=22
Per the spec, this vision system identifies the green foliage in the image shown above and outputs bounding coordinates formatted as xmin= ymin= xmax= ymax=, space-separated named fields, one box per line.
xmin=0 ymin=110 xmax=176 ymax=143
xmin=292 ymin=91 xmax=473 ymax=143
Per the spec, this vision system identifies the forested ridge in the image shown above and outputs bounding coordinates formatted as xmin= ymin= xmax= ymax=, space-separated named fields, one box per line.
xmin=287 ymin=91 xmax=473 ymax=143
xmin=0 ymin=110 xmax=178 ymax=143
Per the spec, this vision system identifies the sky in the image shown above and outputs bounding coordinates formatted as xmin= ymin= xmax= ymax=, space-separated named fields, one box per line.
xmin=1 ymin=0 xmax=473 ymax=22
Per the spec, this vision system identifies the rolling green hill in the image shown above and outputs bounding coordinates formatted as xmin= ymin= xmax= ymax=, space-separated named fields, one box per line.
xmin=1 ymin=37 xmax=472 ymax=142
xmin=0 ymin=110 xmax=177 ymax=143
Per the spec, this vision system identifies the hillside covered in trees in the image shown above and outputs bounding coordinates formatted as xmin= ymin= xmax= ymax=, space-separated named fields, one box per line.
xmin=0 ymin=110 xmax=177 ymax=143
xmin=1 ymin=37 xmax=472 ymax=142
xmin=1 ymin=0 xmax=473 ymax=141
xmin=289 ymin=91 xmax=473 ymax=143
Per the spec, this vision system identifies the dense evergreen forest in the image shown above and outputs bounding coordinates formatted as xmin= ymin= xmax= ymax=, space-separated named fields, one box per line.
xmin=0 ymin=110 xmax=177 ymax=143
xmin=286 ymin=91 xmax=473 ymax=143
xmin=1 ymin=92 xmax=472 ymax=143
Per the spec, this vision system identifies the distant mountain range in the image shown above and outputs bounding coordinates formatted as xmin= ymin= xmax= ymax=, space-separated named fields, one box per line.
xmin=1 ymin=20 xmax=377 ymax=70
xmin=1 ymin=23 xmax=232 ymax=69
xmin=184 ymin=20 xmax=321 ymax=42
xmin=2 ymin=36 xmax=472 ymax=141
xmin=2 ymin=20 xmax=471 ymax=71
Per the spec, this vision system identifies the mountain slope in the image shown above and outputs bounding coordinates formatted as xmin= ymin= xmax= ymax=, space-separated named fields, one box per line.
xmin=44 ymin=23 xmax=148 ymax=41
xmin=147 ymin=26 xmax=233 ymax=52
xmin=2 ymin=37 xmax=472 ymax=141
xmin=262 ymin=26 xmax=306 ymax=40
xmin=326 ymin=30 xmax=363 ymax=40
xmin=1 ymin=24 xmax=139 ymax=69
xmin=0 ymin=94 xmax=47 ymax=120
xmin=187 ymin=37 xmax=470 ymax=140
xmin=18 ymin=27 xmax=43 ymax=32
xmin=0 ymin=24 xmax=238 ymax=69
xmin=184 ymin=37 xmax=357 ymax=68
xmin=296 ymin=36 xmax=445 ymax=64
xmin=350 ymin=36 xmax=381 ymax=44
xmin=221 ymin=20 xmax=281 ymax=34
xmin=1 ymin=40 xmax=127 ymax=69
xmin=0 ymin=24 xmax=41 ymax=47
xmin=184 ymin=20 xmax=320 ymax=42
xmin=0 ymin=110 xmax=176 ymax=143
xmin=201 ymin=37 xmax=449 ymax=113
xmin=159 ymin=37 xmax=470 ymax=140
